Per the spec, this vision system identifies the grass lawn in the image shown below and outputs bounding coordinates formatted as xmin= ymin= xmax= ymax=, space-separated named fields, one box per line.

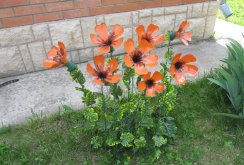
xmin=0 ymin=76 xmax=244 ymax=164
xmin=217 ymin=0 xmax=244 ymax=26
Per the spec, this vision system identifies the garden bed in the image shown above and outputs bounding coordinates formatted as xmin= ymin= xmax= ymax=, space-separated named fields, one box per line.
xmin=1 ymin=77 xmax=243 ymax=164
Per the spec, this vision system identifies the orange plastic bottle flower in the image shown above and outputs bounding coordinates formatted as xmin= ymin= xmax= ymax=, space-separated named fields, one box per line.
xmin=138 ymin=71 xmax=165 ymax=97
xmin=136 ymin=24 xmax=164 ymax=48
xmin=87 ymin=55 xmax=121 ymax=86
xmin=124 ymin=39 xmax=158 ymax=75
xmin=90 ymin=23 xmax=124 ymax=54
xmin=43 ymin=41 xmax=67 ymax=68
xmin=176 ymin=20 xmax=192 ymax=46
xmin=170 ymin=53 xmax=198 ymax=85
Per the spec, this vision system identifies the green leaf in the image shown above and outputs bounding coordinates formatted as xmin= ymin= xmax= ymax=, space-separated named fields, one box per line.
xmin=83 ymin=108 xmax=98 ymax=122
xmin=91 ymin=136 xmax=103 ymax=149
xmin=82 ymin=90 xmax=96 ymax=106
xmin=213 ymin=113 xmax=244 ymax=120
xmin=106 ymin=137 xmax=119 ymax=147
xmin=152 ymin=135 xmax=167 ymax=147
xmin=120 ymin=132 xmax=134 ymax=147
xmin=139 ymin=117 xmax=154 ymax=128
xmin=110 ymin=84 xmax=123 ymax=100
xmin=134 ymin=136 xmax=146 ymax=148
xmin=123 ymin=67 xmax=135 ymax=90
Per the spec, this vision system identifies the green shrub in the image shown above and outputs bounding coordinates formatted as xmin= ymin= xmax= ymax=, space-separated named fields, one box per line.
xmin=208 ymin=39 xmax=244 ymax=119
xmin=64 ymin=66 xmax=177 ymax=163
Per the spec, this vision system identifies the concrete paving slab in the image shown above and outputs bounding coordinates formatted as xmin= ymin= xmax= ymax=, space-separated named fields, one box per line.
xmin=0 ymin=19 xmax=243 ymax=126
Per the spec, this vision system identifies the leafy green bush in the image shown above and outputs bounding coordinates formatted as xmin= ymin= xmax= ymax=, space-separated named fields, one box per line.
xmin=43 ymin=21 xmax=199 ymax=163
xmin=65 ymin=64 xmax=177 ymax=163
xmin=208 ymin=39 xmax=244 ymax=119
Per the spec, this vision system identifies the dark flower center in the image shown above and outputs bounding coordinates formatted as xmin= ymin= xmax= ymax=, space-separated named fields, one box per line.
xmin=132 ymin=51 xmax=143 ymax=63
xmin=98 ymin=71 xmax=107 ymax=80
xmin=105 ymin=39 xmax=112 ymax=46
xmin=175 ymin=62 xmax=182 ymax=70
xmin=143 ymin=36 xmax=151 ymax=42
xmin=146 ymin=79 xmax=154 ymax=88
xmin=53 ymin=56 xmax=61 ymax=63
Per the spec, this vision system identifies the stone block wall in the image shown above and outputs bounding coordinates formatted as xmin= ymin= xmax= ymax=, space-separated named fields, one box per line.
xmin=0 ymin=1 xmax=218 ymax=78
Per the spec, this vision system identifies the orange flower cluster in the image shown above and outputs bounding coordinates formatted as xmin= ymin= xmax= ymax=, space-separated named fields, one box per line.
xmin=43 ymin=20 xmax=198 ymax=97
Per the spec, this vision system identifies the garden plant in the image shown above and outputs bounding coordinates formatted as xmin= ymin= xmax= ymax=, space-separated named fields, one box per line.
xmin=209 ymin=38 xmax=244 ymax=119
xmin=43 ymin=20 xmax=198 ymax=163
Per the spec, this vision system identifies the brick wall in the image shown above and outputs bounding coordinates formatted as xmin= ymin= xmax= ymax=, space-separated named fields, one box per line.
xmin=0 ymin=0 xmax=212 ymax=28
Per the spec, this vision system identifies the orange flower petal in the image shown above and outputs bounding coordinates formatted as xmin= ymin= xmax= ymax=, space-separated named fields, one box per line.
xmin=90 ymin=34 xmax=103 ymax=45
xmin=107 ymin=58 xmax=118 ymax=74
xmin=143 ymin=54 xmax=158 ymax=67
xmin=178 ymin=20 xmax=189 ymax=32
xmin=58 ymin=41 xmax=66 ymax=56
xmin=151 ymin=71 xmax=163 ymax=81
xmin=94 ymin=55 xmax=105 ymax=68
xmin=183 ymin=64 xmax=198 ymax=77
xmin=43 ymin=60 xmax=61 ymax=68
xmin=142 ymin=72 xmax=151 ymax=81
xmin=146 ymin=88 xmax=156 ymax=97
xmin=147 ymin=24 xmax=159 ymax=37
xmin=175 ymin=71 xmax=186 ymax=85
xmin=58 ymin=41 xmax=65 ymax=51
xmin=124 ymin=55 xmax=133 ymax=67
xmin=95 ymin=23 xmax=108 ymax=41
xmin=183 ymin=32 xmax=192 ymax=41
xmin=93 ymin=79 xmax=104 ymax=86
xmin=87 ymin=63 xmax=97 ymax=77
xmin=180 ymin=38 xmax=189 ymax=46
xmin=111 ymin=38 xmax=123 ymax=49
xmin=134 ymin=64 xmax=148 ymax=75
xmin=97 ymin=46 xmax=110 ymax=54
xmin=51 ymin=45 xmax=59 ymax=51
xmin=151 ymin=34 xmax=164 ymax=45
xmin=47 ymin=49 xmax=58 ymax=58
xmin=112 ymin=24 xmax=124 ymax=38
xmin=138 ymin=81 xmax=146 ymax=91
xmin=138 ymin=40 xmax=154 ymax=54
xmin=124 ymin=39 xmax=135 ymax=54
xmin=172 ymin=53 xmax=182 ymax=63
xmin=181 ymin=54 xmax=196 ymax=63
xmin=154 ymin=83 xmax=164 ymax=93
xmin=105 ymin=74 xmax=121 ymax=84
xmin=169 ymin=64 xmax=175 ymax=77
xmin=136 ymin=25 xmax=146 ymax=42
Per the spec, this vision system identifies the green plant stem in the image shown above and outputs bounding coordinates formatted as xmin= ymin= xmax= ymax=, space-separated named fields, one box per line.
xmin=131 ymin=77 xmax=134 ymax=93
xmin=101 ymin=86 xmax=107 ymax=131
xmin=128 ymin=77 xmax=131 ymax=101
xmin=167 ymin=41 xmax=173 ymax=83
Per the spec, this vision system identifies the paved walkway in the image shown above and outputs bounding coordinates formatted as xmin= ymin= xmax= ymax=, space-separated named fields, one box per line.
xmin=0 ymin=19 xmax=243 ymax=126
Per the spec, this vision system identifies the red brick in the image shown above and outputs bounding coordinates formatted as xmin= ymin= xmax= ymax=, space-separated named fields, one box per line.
xmin=0 ymin=0 xmax=29 ymax=8
xmin=0 ymin=9 xmax=14 ymax=18
xmin=74 ymin=0 xmax=101 ymax=8
xmin=90 ymin=6 xmax=114 ymax=15
xmin=114 ymin=3 xmax=142 ymax=12
xmin=63 ymin=9 xmax=90 ymax=19
xmin=34 ymin=12 xmax=63 ymax=23
xmin=162 ymin=0 xmax=182 ymax=6
xmin=14 ymin=5 xmax=46 ymax=16
xmin=127 ymin=0 xmax=144 ymax=2
xmin=141 ymin=0 xmax=162 ymax=8
xmin=45 ymin=1 xmax=74 ymax=12
xmin=2 ymin=15 xmax=33 ymax=27
xmin=102 ymin=0 xmax=126 ymax=5
xmin=182 ymin=0 xmax=204 ymax=4
xmin=30 ymin=0 xmax=61 ymax=4
xmin=0 ymin=20 xmax=3 ymax=28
